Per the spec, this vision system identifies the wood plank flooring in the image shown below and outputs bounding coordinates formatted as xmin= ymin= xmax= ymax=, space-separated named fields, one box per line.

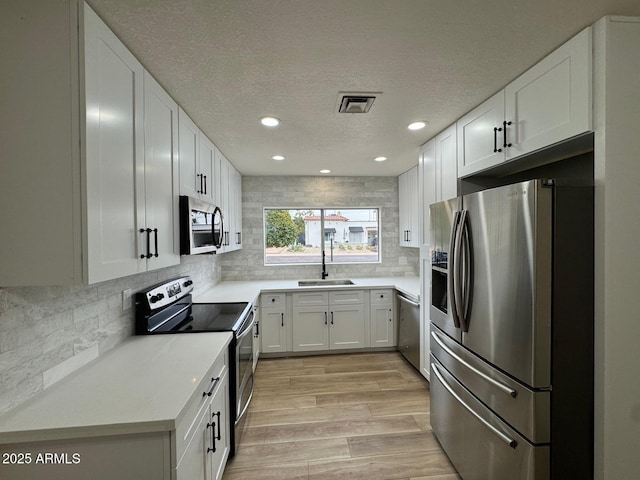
xmin=222 ymin=352 xmax=460 ymax=480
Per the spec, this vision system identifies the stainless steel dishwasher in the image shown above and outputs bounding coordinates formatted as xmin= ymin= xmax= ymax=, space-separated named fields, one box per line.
xmin=397 ymin=292 xmax=420 ymax=370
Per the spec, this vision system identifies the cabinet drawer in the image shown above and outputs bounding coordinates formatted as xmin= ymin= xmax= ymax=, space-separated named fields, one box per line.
xmin=329 ymin=290 xmax=364 ymax=305
xmin=293 ymin=291 xmax=329 ymax=307
xmin=370 ymin=289 xmax=394 ymax=305
xmin=175 ymin=349 xmax=228 ymax=462
xmin=262 ymin=293 xmax=285 ymax=307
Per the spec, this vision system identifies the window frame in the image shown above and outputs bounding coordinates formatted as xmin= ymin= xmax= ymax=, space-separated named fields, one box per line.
xmin=263 ymin=207 xmax=381 ymax=266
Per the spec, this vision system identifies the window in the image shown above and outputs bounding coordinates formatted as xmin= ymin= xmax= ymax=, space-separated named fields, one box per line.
xmin=264 ymin=208 xmax=380 ymax=265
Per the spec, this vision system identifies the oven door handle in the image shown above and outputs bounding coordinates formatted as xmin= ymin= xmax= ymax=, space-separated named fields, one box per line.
xmin=236 ymin=378 xmax=255 ymax=422
xmin=236 ymin=309 xmax=256 ymax=340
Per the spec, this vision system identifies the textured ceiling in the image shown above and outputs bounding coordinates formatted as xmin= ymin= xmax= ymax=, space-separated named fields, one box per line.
xmin=87 ymin=0 xmax=640 ymax=176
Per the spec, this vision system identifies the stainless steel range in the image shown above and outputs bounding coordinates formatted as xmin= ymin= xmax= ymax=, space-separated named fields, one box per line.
xmin=135 ymin=276 xmax=255 ymax=457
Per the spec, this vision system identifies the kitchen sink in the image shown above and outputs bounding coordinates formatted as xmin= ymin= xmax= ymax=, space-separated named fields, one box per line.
xmin=297 ymin=279 xmax=354 ymax=286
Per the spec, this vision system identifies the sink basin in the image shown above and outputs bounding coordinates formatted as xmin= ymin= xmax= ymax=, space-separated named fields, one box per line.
xmin=298 ymin=279 xmax=354 ymax=287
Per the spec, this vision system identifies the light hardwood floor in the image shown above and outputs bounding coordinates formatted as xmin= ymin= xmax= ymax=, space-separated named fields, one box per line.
xmin=222 ymin=352 xmax=461 ymax=480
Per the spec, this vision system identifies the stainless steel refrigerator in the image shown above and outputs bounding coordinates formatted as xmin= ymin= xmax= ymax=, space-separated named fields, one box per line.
xmin=429 ymin=179 xmax=593 ymax=480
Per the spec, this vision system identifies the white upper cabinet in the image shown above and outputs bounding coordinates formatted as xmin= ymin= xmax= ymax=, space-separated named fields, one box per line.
xmin=0 ymin=1 xmax=180 ymax=285
xmin=178 ymin=108 xmax=215 ymax=203
xmin=457 ymin=91 xmax=506 ymax=178
xmin=198 ymin=132 xmax=216 ymax=205
xmin=435 ymin=124 xmax=458 ymax=202
xmin=142 ymin=71 xmax=181 ymax=271
xmin=457 ymin=27 xmax=592 ymax=177
xmin=419 ymin=139 xmax=436 ymax=246
xmin=84 ymin=4 xmax=146 ymax=283
xmin=214 ymin=149 xmax=242 ymax=253
xmin=398 ymin=166 xmax=420 ymax=247
xmin=505 ymin=27 xmax=592 ymax=160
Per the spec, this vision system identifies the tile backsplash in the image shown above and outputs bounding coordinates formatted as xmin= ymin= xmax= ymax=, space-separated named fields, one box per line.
xmin=0 ymin=255 xmax=220 ymax=416
xmin=220 ymin=175 xmax=419 ymax=280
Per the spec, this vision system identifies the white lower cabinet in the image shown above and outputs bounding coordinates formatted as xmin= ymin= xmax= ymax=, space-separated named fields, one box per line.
xmin=370 ymin=289 xmax=396 ymax=348
xmin=260 ymin=293 xmax=287 ymax=353
xmin=176 ymin=372 xmax=229 ymax=480
xmin=292 ymin=306 xmax=330 ymax=351
xmin=0 ymin=336 xmax=230 ymax=480
xmin=292 ymin=290 xmax=366 ymax=352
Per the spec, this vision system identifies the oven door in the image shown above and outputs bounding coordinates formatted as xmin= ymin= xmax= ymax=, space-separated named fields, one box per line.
xmin=234 ymin=309 xmax=255 ymax=450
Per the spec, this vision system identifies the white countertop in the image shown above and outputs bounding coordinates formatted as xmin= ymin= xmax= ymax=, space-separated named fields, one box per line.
xmin=193 ymin=276 xmax=420 ymax=304
xmin=0 ymin=332 xmax=232 ymax=444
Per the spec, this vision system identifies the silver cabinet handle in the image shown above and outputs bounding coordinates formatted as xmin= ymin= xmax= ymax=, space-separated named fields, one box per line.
xmin=431 ymin=331 xmax=517 ymax=398
xmin=431 ymin=363 xmax=517 ymax=449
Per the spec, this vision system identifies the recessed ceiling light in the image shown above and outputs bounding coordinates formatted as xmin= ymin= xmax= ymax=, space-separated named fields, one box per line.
xmin=272 ymin=155 xmax=285 ymax=161
xmin=320 ymin=169 xmax=331 ymax=174
xmin=407 ymin=121 xmax=427 ymax=131
xmin=374 ymin=156 xmax=387 ymax=162
xmin=260 ymin=116 xmax=280 ymax=127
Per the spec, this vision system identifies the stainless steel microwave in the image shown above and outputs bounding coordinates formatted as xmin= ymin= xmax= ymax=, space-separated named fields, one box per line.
xmin=179 ymin=195 xmax=223 ymax=255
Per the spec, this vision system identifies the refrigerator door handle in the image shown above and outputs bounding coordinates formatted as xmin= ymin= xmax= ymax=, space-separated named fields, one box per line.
xmin=448 ymin=211 xmax=462 ymax=329
xmin=460 ymin=211 xmax=472 ymax=332
xmin=453 ymin=210 xmax=467 ymax=331
xmin=432 ymin=362 xmax=518 ymax=449
xmin=431 ymin=330 xmax=517 ymax=398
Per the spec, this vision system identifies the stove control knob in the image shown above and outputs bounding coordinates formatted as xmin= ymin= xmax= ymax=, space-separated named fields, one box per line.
xmin=184 ymin=280 xmax=193 ymax=287
xmin=150 ymin=293 xmax=165 ymax=304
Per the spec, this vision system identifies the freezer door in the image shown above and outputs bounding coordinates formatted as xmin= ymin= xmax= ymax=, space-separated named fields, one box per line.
xmin=461 ymin=180 xmax=552 ymax=388
xmin=429 ymin=197 xmax=461 ymax=342
xmin=430 ymin=355 xmax=550 ymax=480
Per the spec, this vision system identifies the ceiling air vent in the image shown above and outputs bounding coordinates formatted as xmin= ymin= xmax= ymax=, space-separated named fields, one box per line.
xmin=336 ymin=92 xmax=381 ymax=113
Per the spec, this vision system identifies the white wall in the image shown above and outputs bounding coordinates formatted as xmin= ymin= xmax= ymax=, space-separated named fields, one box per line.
xmin=593 ymin=16 xmax=640 ymax=480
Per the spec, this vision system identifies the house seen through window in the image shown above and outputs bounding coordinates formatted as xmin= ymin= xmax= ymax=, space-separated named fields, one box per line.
xmin=264 ymin=208 xmax=380 ymax=265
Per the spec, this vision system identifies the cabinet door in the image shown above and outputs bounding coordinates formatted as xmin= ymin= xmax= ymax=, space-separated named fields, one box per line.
xmin=84 ymin=5 xmax=145 ymax=283
xmin=292 ymin=307 xmax=329 ymax=352
xmin=215 ymin=150 xmax=232 ymax=251
xmin=419 ymin=139 xmax=436 ymax=246
xmin=330 ymin=305 xmax=365 ymax=350
xmin=143 ymin=71 xmax=180 ymax=270
xmin=505 ymin=27 xmax=591 ymax=160
xmin=176 ymin=404 xmax=209 ymax=480
xmin=261 ymin=308 xmax=287 ymax=353
xmin=407 ymin=166 xmax=419 ymax=247
xmin=199 ymin=134 xmax=216 ymax=204
xmin=231 ymin=165 xmax=243 ymax=249
xmin=178 ymin=107 xmax=200 ymax=198
xmin=370 ymin=304 xmax=395 ymax=347
xmin=398 ymin=166 xmax=419 ymax=247
xmin=435 ymin=124 xmax=458 ymax=202
xmin=457 ymin=91 xmax=506 ymax=177
xmin=208 ymin=373 xmax=230 ymax=480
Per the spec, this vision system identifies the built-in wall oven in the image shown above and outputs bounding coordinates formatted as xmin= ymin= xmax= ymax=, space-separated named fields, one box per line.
xmin=135 ymin=276 xmax=254 ymax=457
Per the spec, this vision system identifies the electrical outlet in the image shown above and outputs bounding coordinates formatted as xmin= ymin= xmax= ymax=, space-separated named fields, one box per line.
xmin=122 ymin=289 xmax=133 ymax=311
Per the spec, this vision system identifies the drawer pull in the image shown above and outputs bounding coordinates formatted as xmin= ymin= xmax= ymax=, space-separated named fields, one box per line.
xmin=203 ymin=376 xmax=220 ymax=397
xmin=432 ymin=363 xmax=518 ymax=449
xmin=431 ymin=331 xmax=517 ymax=398
xmin=206 ymin=418 xmax=216 ymax=453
